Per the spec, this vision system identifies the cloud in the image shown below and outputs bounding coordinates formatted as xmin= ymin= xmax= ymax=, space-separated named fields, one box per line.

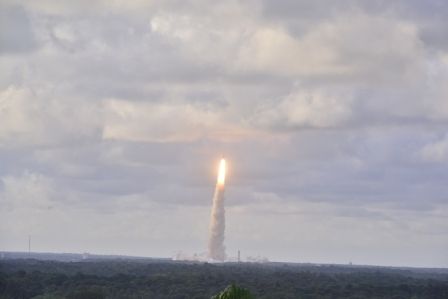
xmin=0 ymin=86 xmax=101 ymax=148
xmin=0 ymin=4 xmax=36 ymax=54
xmin=0 ymin=171 xmax=56 ymax=212
xmin=235 ymin=14 xmax=422 ymax=80
xmin=249 ymin=87 xmax=353 ymax=129
xmin=420 ymin=134 xmax=448 ymax=163
xmin=148 ymin=7 xmax=423 ymax=83
xmin=102 ymin=98 xmax=221 ymax=142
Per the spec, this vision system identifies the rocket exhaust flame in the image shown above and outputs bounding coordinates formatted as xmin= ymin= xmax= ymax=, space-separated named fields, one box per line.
xmin=208 ymin=158 xmax=227 ymax=261
xmin=217 ymin=158 xmax=226 ymax=186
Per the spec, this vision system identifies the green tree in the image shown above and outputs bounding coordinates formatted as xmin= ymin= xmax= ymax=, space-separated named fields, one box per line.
xmin=211 ymin=284 xmax=255 ymax=299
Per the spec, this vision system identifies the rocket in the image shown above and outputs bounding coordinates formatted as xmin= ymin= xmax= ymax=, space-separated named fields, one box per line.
xmin=208 ymin=157 xmax=227 ymax=261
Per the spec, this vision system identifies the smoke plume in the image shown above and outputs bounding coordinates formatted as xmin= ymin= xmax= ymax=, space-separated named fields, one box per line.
xmin=208 ymin=159 xmax=226 ymax=261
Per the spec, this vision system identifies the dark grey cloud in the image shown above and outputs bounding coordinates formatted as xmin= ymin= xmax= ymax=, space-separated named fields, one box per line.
xmin=0 ymin=4 xmax=36 ymax=53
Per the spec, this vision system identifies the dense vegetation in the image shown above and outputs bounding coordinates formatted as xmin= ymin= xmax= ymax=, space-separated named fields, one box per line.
xmin=1 ymin=259 xmax=447 ymax=299
xmin=211 ymin=284 xmax=254 ymax=299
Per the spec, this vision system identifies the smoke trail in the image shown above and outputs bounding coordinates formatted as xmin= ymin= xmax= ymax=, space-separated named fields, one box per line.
xmin=208 ymin=159 xmax=226 ymax=261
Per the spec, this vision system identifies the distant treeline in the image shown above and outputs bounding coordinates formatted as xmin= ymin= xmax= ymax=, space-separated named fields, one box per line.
xmin=0 ymin=259 xmax=447 ymax=299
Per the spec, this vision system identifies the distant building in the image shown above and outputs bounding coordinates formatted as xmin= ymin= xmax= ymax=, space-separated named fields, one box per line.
xmin=246 ymin=255 xmax=269 ymax=263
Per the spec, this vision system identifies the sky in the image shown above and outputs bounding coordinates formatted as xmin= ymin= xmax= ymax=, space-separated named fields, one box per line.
xmin=1 ymin=0 xmax=447 ymax=268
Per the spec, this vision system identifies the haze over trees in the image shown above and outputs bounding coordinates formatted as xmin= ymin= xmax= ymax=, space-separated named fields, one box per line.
xmin=1 ymin=258 xmax=447 ymax=299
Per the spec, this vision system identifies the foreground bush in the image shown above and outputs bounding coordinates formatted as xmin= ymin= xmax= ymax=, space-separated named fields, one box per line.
xmin=212 ymin=284 xmax=255 ymax=299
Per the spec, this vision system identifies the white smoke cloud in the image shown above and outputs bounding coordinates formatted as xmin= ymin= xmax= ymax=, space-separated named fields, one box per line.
xmin=208 ymin=183 xmax=226 ymax=261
